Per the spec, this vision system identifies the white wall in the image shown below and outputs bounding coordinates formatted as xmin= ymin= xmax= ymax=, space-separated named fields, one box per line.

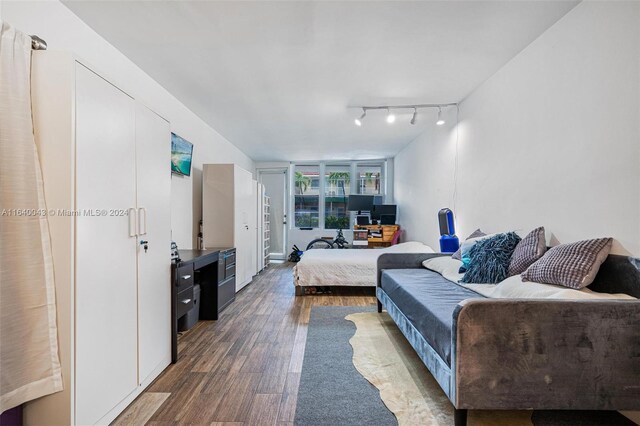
xmin=395 ymin=1 xmax=640 ymax=257
xmin=2 ymin=0 xmax=255 ymax=249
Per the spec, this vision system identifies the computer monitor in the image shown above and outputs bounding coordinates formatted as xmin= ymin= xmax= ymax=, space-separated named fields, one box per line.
xmin=371 ymin=204 xmax=397 ymax=220
xmin=356 ymin=215 xmax=370 ymax=225
xmin=347 ymin=195 xmax=374 ymax=213
xmin=380 ymin=214 xmax=396 ymax=225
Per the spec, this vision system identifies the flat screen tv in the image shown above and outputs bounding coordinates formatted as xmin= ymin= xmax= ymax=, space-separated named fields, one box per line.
xmin=171 ymin=132 xmax=193 ymax=177
xmin=347 ymin=195 xmax=374 ymax=213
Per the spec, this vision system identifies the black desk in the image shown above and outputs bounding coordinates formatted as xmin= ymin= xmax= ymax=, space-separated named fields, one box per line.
xmin=171 ymin=248 xmax=235 ymax=363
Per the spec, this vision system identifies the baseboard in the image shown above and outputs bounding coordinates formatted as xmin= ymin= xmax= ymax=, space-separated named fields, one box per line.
xmin=95 ymin=355 xmax=171 ymax=425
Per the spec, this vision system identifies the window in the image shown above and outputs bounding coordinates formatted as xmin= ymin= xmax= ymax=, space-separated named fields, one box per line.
xmin=294 ymin=165 xmax=319 ymax=227
xmin=324 ymin=164 xmax=350 ymax=229
xmin=293 ymin=161 xmax=387 ymax=229
xmin=356 ymin=164 xmax=382 ymax=195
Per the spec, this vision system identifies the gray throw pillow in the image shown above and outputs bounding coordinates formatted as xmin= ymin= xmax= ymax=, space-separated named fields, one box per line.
xmin=451 ymin=229 xmax=485 ymax=260
xmin=521 ymin=238 xmax=613 ymax=289
xmin=508 ymin=226 xmax=546 ymax=276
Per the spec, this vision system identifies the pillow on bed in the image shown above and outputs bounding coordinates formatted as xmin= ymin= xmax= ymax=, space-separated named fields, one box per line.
xmin=521 ymin=238 xmax=613 ymax=289
xmin=451 ymin=229 xmax=486 ymax=260
xmin=485 ymin=274 xmax=636 ymax=300
xmin=423 ymin=256 xmax=462 ymax=276
xmin=460 ymin=232 xmax=521 ymax=284
xmin=507 ymin=226 xmax=546 ymax=276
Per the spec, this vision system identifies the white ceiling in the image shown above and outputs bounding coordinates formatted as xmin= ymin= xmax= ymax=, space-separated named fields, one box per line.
xmin=63 ymin=1 xmax=578 ymax=162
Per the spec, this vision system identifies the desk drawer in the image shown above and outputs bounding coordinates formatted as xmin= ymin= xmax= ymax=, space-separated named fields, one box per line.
xmin=176 ymin=287 xmax=194 ymax=319
xmin=176 ymin=264 xmax=194 ymax=293
xmin=225 ymin=263 xmax=236 ymax=280
xmin=218 ymin=276 xmax=235 ymax=312
xmin=225 ymin=251 xmax=236 ymax=268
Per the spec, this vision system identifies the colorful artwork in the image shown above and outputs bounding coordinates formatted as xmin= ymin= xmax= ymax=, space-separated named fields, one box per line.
xmin=171 ymin=133 xmax=193 ymax=176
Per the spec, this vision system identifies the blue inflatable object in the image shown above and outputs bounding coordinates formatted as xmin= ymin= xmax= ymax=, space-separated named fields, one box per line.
xmin=438 ymin=208 xmax=460 ymax=253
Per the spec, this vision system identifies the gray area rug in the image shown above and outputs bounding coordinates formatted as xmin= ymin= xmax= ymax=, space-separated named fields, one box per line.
xmin=294 ymin=306 xmax=397 ymax=426
xmin=295 ymin=305 xmax=637 ymax=426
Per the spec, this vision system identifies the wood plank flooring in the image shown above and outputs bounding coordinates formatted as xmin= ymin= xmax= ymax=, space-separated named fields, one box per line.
xmin=113 ymin=263 xmax=375 ymax=425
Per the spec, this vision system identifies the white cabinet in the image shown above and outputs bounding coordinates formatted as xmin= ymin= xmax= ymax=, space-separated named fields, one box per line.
xmin=25 ymin=53 xmax=171 ymax=426
xmin=74 ymin=64 xmax=139 ymax=425
xmin=202 ymin=164 xmax=258 ymax=291
xmin=135 ymin=103 xmax=172 ymax=385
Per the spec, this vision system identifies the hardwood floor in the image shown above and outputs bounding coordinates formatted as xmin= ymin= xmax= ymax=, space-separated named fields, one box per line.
xmin=113 ymin=262 xmax=376 ymax=425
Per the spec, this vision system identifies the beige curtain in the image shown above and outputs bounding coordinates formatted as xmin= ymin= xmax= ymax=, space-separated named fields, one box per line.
xmin=0 ymin=22 xmax=62 ymax=412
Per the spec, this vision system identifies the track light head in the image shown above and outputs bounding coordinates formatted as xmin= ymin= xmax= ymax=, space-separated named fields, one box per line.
xmin=410 ymin=108 xmax=417 ymax=125
xmin=436 ymin=107 xmax=445 ymax=126
xmin=354 ymin=109 xmax=366 ymax=126
xmin=386 ymin=108 xmax=396 ymax=124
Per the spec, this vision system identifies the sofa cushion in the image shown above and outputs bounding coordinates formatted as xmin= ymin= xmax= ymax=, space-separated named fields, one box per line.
xmin=508 ymin=226 xmax=547 ymax=276
xmin=521 ymin=238 xmax=613 ymax=289
xmin=381 ymin=269 xmax=484 ymax=365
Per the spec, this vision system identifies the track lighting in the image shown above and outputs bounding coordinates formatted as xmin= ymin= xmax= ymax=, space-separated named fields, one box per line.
xmin=436 ymin=107 xmax=445 ymax=126
xmin=354 ymin=109 xmax=366 ymax=126
xmin=386 ymin=108 xmax=396 ymax=124
xmin=350 ymin=103 xmax=456 ymax=126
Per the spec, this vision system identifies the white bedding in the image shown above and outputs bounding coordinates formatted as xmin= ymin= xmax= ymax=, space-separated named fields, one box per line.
xmin=293 ymin=241 xmax=435 ymax=287
xmin=422 ymin=256 xmax=636 ymax=300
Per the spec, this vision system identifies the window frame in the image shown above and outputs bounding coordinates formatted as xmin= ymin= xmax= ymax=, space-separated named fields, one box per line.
xmin=290 ymin=159 xmax=388 ymax=230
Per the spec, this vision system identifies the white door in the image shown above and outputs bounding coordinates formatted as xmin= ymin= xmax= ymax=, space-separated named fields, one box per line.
xmin=234 ymin=166 xmax=253 ymax=291
xmin=135 ymin=102 xmax=171 ymax=385
xmin=75 ymin=64 xmax=138 ymax=425
xmin=258 ymin=169 xmax=288 ymax=259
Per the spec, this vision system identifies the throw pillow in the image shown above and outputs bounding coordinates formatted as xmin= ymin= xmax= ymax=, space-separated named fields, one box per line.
xmin=451 ymin=229 xmax=486 ymax=260
xmin=508 ymin=226 xmax=547 ymax=276
xmin=460 ymin=232 xmax=522 ymax=284
xmin=521 ymin=238 xmax=613 ymax=289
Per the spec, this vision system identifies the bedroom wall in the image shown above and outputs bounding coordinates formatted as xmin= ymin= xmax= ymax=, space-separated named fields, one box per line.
xmin=2 ymin=0 xmax=255 ymax=249
xmin=395 ymin=1 xmax=640 ymax=258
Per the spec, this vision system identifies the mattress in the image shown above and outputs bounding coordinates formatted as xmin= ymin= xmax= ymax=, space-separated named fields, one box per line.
xmin=293 ymin=241 xmax=434 ymax=288
xmin=380 ymin=268 xmax=484 ymax=366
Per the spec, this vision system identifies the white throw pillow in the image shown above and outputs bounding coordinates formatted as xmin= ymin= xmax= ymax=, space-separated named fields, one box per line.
xmin=422 ymin=257 xmax=464 ymax=283
xmin=489 ymin=275 xmax=636 ymax=300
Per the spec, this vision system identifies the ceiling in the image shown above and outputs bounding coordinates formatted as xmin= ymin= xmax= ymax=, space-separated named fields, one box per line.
xmin=63 ymin=1 xmax=578 ymax=162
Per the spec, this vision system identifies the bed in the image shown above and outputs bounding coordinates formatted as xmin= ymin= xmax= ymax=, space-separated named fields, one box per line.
xmin=293 ymin=241 xmax=434 ymax=290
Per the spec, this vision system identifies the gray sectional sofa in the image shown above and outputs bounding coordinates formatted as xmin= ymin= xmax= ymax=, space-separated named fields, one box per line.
xmin=376 ymin=252 xmax=640 ymax=426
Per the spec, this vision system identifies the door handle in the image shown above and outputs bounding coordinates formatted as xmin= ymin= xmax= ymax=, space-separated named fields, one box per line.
xmin=128 ymin=208 xmax=137 ymax=237
xmin=181 ymin=275 xmax=192 ymax=280
xmin=138 ymin=207 xmax=147 ymax=235
xmin=181 ymin=298 xmax=192 ymax=305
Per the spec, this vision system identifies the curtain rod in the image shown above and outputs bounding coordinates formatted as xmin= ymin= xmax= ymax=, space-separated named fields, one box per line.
xmin=31 ymin=35 xmax=47 ymax=51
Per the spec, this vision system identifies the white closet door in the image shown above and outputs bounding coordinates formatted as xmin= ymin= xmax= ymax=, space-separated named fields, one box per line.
xmin=234 ymin=166 xmax=253 ymax=291
xmin=75 ymin=64 xmax=138 ymax=425
xmin=135 ymin=102 xmax=171 ymax=384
